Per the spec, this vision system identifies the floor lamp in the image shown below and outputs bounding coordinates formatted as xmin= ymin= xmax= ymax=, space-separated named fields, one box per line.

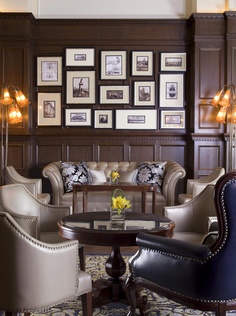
xmin=0 ymin=84 xmax=30 ymax=185
xmin=211 ymin=84 xmax=236 ymax=172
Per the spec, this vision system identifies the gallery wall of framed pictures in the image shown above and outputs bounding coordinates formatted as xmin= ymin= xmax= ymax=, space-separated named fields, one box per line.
xmin=36 ymin=49 xmax=186 ymax=130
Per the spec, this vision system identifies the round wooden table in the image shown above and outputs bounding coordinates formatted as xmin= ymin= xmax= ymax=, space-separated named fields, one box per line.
xmin=58 ymin=211 xmax=174 ymax=309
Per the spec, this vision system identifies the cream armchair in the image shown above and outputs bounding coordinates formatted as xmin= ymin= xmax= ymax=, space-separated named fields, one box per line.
xmin=0 ymin=183 xmax=71 ymax=243
xmin=0 ymin=212 xmax=92 ymax=316
xmin=4 ymin=166 xmax=50 ymax=204
xmin=178 ymin=167 xmax=225 ymax=204
xmin=165 ymin=184 xmax=217 ymax=243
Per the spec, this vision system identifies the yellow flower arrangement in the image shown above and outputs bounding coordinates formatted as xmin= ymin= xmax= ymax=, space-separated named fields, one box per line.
xmin=110 ymin=170 xmax=120 ymax=182
xmin=111 ymin=188 xmax=131 ymax=215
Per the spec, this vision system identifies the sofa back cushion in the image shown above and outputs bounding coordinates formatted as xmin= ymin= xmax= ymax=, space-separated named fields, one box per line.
xmin=61 ymin=161 xmax=90 ymax=193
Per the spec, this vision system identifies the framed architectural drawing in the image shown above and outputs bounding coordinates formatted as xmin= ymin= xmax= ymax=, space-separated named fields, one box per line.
xmin=101 ymin=51 xmax=127 ymax=80
xmin=65 ymin=109 xmax=92 ymax=126
xmin=160 ymin=110 xmax=185 ymax=129
xmin=37 ymin=93 xmax=61 ymax=126
xmin=159 ymin=74 xmax=184 ymax=107
xmin=66 ymin=71 xmax=95 ymax=104
xmin=160 ymin=52 xmax=186 ymax=71
xmin=115 ymin=109 xmax=157 ymax=130
xmin=37 ymin=56 xmax=62 ymax=86
xmin=134 ymin=81 xmax=155 ymax=106
xmin=100 ymin=85 xmax=129 ymax=104
xmin=132 ymin=51 xmax=153 ymax=76
xmin=65 ymin=48 xmax=95 ymax=66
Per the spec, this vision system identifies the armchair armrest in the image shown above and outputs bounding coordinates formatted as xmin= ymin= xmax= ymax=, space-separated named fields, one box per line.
xmin=136 ymin=232 xmax=211 ymax=259
xmin=10 ymin=212 xmax=39 ymax=239
xmin=39 ymin=204 xmax=71 ymax=232
xmin=161 ymin=161 xmax=186 ymax=206
xmin=42 ymin=162 xmax=64 ymax=205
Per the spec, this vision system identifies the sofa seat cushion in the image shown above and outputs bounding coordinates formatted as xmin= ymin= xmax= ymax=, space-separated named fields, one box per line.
xmin=137 ymin=162 xmax=167 ymax=192
xmin=61 ymin=161 xmax=90 ymax=193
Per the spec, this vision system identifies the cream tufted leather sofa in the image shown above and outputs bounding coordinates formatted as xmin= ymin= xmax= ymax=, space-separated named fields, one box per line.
xmin=42 ymin=160 xmax=186 ymax=216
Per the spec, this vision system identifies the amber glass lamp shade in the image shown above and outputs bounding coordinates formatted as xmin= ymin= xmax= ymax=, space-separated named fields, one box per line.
xmin=215 ymin=106 xmax=227 ymax=124
xmin=1 ymin=85 xmax=14 ymax=106
xmin=14 ymin=88 xmax=30 ymax=108
xmin=8 ymin=103 xmax=23 ymax=124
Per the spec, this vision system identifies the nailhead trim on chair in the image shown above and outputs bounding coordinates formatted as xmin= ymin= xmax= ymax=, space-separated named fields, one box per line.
xmin=1 ymin=213 xmax=81 ymax=313
xmin=129 ymin=178 xmax=235 ymax=304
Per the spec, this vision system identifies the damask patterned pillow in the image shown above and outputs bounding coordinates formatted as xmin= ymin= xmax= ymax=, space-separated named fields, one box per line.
xmin=137 ymin=161 xmax=167 ymax=193
xmin=61 ymin=161 xmax=90 ymax=193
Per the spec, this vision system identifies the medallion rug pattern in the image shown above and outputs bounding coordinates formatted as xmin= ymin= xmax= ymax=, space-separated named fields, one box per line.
xmin=30 ymin=255 xmax=236 ymax=316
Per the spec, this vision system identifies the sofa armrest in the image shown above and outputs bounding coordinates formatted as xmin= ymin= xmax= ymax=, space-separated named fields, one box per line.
xmin=42 ymin=162 xmax=64 ymax=205
xmin=161 ymin=160 xmax=186 ymax=206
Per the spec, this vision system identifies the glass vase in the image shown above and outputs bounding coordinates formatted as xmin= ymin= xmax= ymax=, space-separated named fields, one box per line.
xmin=110 ymin=208 xmax=125 ymax=230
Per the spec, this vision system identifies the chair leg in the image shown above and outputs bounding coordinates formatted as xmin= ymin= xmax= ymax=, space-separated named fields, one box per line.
xmin=81 ymin=291 xmax=93 ymax=316
xmin=79 ymin=246 xmax=86 ymax=271
xmin=125 ymin=274 xmax=138 ymax=316
xmin=215 ymin=302 xmax=227 ymax=316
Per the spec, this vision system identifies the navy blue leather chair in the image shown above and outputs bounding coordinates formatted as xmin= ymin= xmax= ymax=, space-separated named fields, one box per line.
xmin=125 ymin=171 xmax=236 ymax=316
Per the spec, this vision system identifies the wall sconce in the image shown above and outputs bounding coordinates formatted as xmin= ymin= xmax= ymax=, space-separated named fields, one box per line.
xmin=211 ymin=84 xmax=236 ymax=172
xmin=0 ymin=84 xmax=30 ymax=184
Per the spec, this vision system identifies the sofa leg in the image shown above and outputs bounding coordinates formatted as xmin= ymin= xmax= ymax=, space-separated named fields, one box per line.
xmin=81 ymin=291 xmax=93 ymax=316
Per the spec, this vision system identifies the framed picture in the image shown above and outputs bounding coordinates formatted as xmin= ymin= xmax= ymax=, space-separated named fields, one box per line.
xmin=160 ymin=53 xmax=186 ymax=71
xmin=160 ymin=110 xmax=185 ymax=129
xmin=66 ymin=71 xmax=95 ymax=104
xmin=65 ymin=109 xmax=92 ymax=126
xmin=65 ymin=48 xmax=95 ymax=66
xmin=134 ymin=81 xmax=155 ymax=106
xmin=100 ymin=85 xmax=129 ymax=104
xmin=115 ymin=109 xmax=157 ymax=130
xmin=37 ymin=93 xmax=61 ymax=126
xmin=101 ymin=51 xmax=127 ymax=80
xmin=37 ymin=56 xmax=62 ymax=86
xmin=159 ymin=74 xmax=184 ymax=107
xmin=132 ymin=51 xmax=153 ymax=76
xmin=94 ymin=110 xmax=113 ymax=129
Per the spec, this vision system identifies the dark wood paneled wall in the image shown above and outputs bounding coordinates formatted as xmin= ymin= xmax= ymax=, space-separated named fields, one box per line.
xmin=1 ymin=12 xmax=235 ymax=196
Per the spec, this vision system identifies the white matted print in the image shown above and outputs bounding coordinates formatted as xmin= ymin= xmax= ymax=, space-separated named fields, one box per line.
xmin=134 ymin=81 xmax=155 ymax=106
xmin=101 ymin=51 xmax=127 ymax=80
xmin=94 ymin=110 xmax=113 ymax=129
xmin=65 ymin=48 xmax=95 ymax=66
xmin=132 ymin=51 xmax=153 ymax=76
xmin=161 ymin=110 xmax=185 ymax=129
xmin=66 ymin=71 xmax=95 ymax=104
xmin=100 ymin=85 xmax=129 ymax=104
xmin=159 ymin=74 xmax=184 ymax=107
xmin=37 ymin=56 xmax=62 ymax=86
xmin=37 ymin=93 xmax=61 ymax=126
xmin=115 ymin=109 xmax=157 ymax=130
xmin=161 ymin=53 xmax=186 ymax=71
xmin=65 ymin=109 xmax=92 ymax=126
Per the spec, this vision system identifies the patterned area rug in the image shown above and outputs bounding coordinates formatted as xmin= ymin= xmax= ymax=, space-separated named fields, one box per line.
xmin=31 ymin=255 xmax=236 ymax=316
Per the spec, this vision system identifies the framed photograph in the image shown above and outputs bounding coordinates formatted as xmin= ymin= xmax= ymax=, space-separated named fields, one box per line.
xmin=94 ymin=221 xmax=111 ymax=230
xmin=37 ymin=93 xmax=61 ymax=126
xmin=134 ymin=81 xmax=155 ymax=106
xmin=132 ymin=51 xmax=153 ymax=76
xmin=65 ymin=109 xmax=92 ymax=126
xmin=101 ymin=51 xmax=127 ymax=80
xmin=100 ymin=85 xmax=129 ymax=104
xmin=37 ymin=56 xmax=62 ymax=86
xmin=115 ymin=109 xmax=157 ymax=130
xmin=94 ymin=110 xmax=113 ymax=129
xmin=161 ymin=53 xmax=186 ymax=71
xmin=65 ymin=48 xmax=95 ymax=66
xmin=159 ymin=74 xmax=184 ymax=107
xmin=160 ymin=110 xmax=185 ymax=129
xmin=66 ymin=71 xmax=95 ymax=104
